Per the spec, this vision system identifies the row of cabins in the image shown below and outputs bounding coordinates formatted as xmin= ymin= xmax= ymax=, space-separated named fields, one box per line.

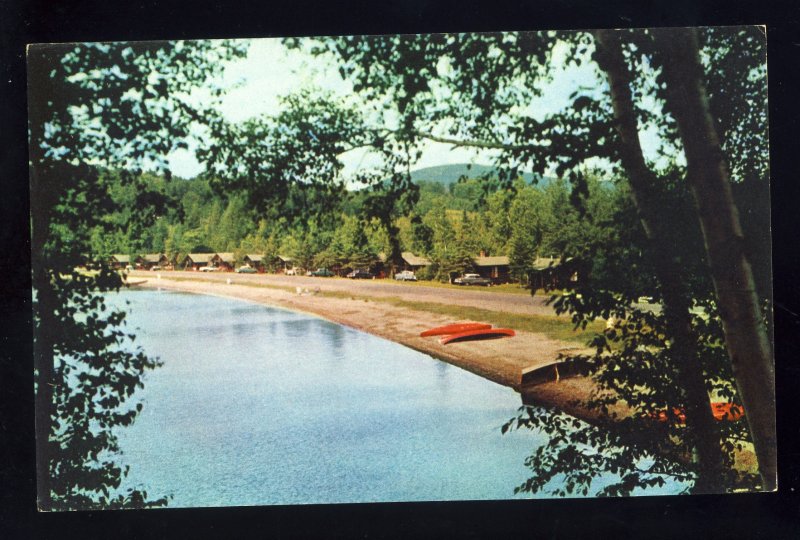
xmin=111 ymin=252 xmax=280 ymax=272
xmin=373 ymin=252 xmax=567 ymax=286
xmin=109 ymin=254 xmax=172 ymax=270
xmin=182 ymin=252 xmax=235 ymax=271
xmin=110 ymin=251 xmax=569 ymax=286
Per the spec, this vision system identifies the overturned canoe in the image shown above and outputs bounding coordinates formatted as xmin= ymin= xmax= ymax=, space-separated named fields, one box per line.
xmin=440 ymin=328 xmax=515 ymax=345
xmin=420 ymin=322 xmax=492 ymax=337
xmin=651 ymin=402 xmax=744 ymax=423
xmin=711 ymin=402 xmax=745 ymax=421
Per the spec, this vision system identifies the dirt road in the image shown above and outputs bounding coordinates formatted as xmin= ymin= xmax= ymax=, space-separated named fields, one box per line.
xmin=136 ymin=270 xmax=559 ymax=316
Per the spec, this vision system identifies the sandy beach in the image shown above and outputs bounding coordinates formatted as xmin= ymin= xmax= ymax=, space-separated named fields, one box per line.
xmin=132 ymin=271 xmax=599 ymax=411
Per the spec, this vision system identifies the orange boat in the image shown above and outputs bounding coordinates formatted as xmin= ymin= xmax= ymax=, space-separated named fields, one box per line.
xmin=420 ymin=323 xmax=492 ymax=337
xmin=440 ymin=328 xmax=515 ymax=345
xmin=711 ymin=402 xmax=745 ymax=421
xmin=651 ymin=402 xmax=744 ymax=423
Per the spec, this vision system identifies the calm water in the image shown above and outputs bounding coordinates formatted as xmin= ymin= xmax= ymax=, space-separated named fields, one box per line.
xmin=108 ymin=289 xmax=683 ymax=507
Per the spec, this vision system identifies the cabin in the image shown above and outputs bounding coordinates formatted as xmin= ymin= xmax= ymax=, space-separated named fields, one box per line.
xmin=109 ymin=254 xmax=131 ymax=269
xmin=243 ymin=254 xmax=264 ymax=272
xmin=212 ymin=252 xmax=236 ymax=271
xmin=182 ymin=253 xmax=215 ymax=270
xmin=377 ymin=251 xmax=432 ymax=276
xmin=527 ymin=256 xmax=572 ymax=290
xmin=473 ymin=255 xmax=511 ymax=283
xmin=158 ymin=253 xmax=176 ymax=269
xmin=135 ymin=253 xmax=164 ymax=270
xmin=379 ymin=252 xmax=432 ymax=271
xmin=401 ymin=252 xmax=432 ymax=272
xmin=277 ymin=255 xmax=295 ymax=274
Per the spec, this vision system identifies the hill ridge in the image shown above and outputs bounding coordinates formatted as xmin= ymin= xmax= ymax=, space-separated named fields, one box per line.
xmin=409 ymin=163 xmax=553 ymax=186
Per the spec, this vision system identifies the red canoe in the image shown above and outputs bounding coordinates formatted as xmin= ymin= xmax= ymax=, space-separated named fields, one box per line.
xmin=440 ymin=328 xmax=516 ymax=345
xmin=711 ymin=402 xmax=745 ymax=421
xmin=651 ymin=402 xmax=744 ymax=423
xmin=420 ymin=323 xmax=492 ymax=337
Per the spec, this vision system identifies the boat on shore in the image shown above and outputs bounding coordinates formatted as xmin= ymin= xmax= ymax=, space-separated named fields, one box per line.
xmin=420 ymin=322 xmax=492 ymax=337
xmin=651 ymin=402 xmax=744 ymax=423
xmin=440 ymin=328 xmax=515 ymax=345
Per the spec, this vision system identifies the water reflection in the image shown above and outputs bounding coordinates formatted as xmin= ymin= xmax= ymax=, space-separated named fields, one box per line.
xmin=324 ymin=323 xmax=347 ymax=361
xmin=434 ymin=359 xmax=451 ymax=395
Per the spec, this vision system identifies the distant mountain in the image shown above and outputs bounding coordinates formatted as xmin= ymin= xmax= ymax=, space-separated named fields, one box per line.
xmin=409 ymin=163 xmax=554 ymax=186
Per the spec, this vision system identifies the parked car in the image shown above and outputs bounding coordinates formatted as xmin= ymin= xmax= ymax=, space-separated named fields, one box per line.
xmin=125 ymin=265 xmax=134 ymax=272
xmin=347 ymin=269 xmax=374 ymax=279
xmin=454 ymin=273 xmax=492 ymax=286
xmin=150 ymin=265 xmax=162 ymax=271
xmin=310 ymin=268 xmax=334 ymax=277
xmin=285 ymin=268 xmax=297 ymax=276
xmin=394 ymin=270 xmax=417 ymax=281
xmin=199 ymin=265 xmax=221 ymax=272
xmin=236 ymin=265 xmax=258 ymax=274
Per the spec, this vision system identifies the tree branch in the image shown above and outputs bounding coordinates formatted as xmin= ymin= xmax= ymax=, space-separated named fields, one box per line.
xmin=411 ymin=130 xmax=542 ymax=152
xmin=340 ymin=127 xmax=544 ymax=154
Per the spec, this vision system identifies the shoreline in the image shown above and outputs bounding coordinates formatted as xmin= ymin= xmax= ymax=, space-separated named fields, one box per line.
xmin=134 ymin=273 xmax=599 ymax=410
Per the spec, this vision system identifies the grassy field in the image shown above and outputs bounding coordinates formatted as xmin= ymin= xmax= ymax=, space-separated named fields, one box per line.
xmin=319 ymin=290 xmax=601 ymax=346
xmin=379 ymin=278 xmax=539 ymax=296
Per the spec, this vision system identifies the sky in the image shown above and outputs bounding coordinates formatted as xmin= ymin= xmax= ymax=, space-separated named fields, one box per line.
xmin=167 ymin=37 xmax=500 ymax=179
xmin=167 ymin=35 xmax=662 ymax=180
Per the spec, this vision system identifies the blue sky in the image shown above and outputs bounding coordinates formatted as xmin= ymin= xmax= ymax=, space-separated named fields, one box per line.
xmin=168 ymin=36 xmax=664 ymax=180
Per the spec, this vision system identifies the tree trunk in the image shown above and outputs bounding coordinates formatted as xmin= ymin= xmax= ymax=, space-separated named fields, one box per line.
xmin=653 ymin=28 xmax=777 ymax=491
xmin=593 ymin=29 xmax=727 ymax=492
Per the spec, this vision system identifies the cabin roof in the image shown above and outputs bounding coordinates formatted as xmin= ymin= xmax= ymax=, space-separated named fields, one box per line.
xmin=474 ymin=255 xmax=510 ymax=267
xmin=402 ymin=252 xmax=431 ymax=266
xmin=216 ymin=252 xmax=236 ymax=262
xmin=111 ymin=254 xmax=130 ymax=263
xmin=277 ymin=255 xmax=293 ymax=262
xmin=378 ymin=251 xmax=431 ymax=266
xmin=531 ymin=256 xmax=561 ymax=271
xmin=244 ymin=254 xmax=263 ymax=262
xmin=139 ymin=253 xmax=163 ymax=263
xmin=185 ymin=253 xmax=215 ymax=263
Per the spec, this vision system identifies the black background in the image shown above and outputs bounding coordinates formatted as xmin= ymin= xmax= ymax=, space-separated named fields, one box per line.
xmin=2 ymin=1 xmax=799 ymax=538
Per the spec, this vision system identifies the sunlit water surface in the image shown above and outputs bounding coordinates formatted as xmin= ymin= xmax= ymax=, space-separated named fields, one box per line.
xmin=108 ymin=289 xmax=684 ymax=507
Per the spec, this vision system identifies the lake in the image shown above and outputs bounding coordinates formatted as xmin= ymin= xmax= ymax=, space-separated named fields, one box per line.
xmin=108 ymin=289 xmax=684 ymax=507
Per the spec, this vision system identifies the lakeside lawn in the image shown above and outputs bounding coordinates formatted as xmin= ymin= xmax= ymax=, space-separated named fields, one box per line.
xmin=379 ymin=278 xmax=544 ymax=296
xmin=338 ymin=294 xmax=603 ymax=346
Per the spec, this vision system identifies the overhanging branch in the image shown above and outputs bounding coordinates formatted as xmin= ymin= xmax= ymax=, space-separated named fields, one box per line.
xmin=339 ymin=128 xmax=544 ymax=155
xmin=411 ymin=130 xmax=542 ymax=152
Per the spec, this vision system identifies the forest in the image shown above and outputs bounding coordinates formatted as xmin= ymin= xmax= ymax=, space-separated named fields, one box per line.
xmin=93 ymin=167 xmax=632 ymax=284
xmin=96 ymin=158 xmax=768 ymax=294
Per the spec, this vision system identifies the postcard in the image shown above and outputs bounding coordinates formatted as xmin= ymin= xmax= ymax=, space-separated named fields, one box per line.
xmin=29 ymin=26 xmax=774 ymax=510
